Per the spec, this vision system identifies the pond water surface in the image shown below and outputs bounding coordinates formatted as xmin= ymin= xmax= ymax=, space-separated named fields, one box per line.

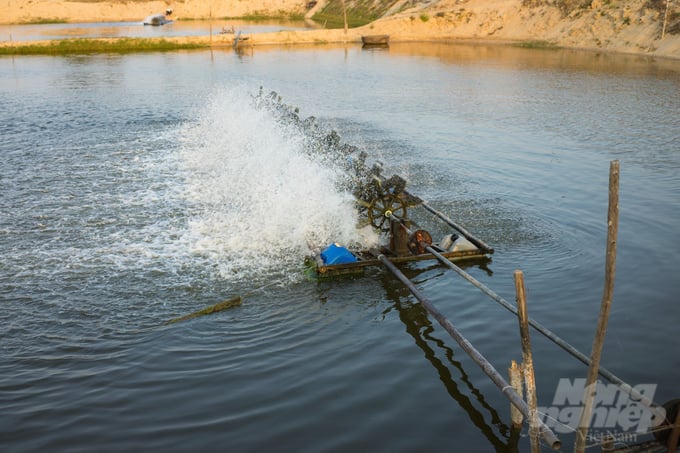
xmin=1 ymin=42 xmax=679 ymax=452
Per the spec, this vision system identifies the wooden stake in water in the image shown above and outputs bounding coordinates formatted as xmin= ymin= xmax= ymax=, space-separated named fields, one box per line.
xmin=515 ymin=270 xmax=540 ymax=453
xmin=575 ymin=160 xmax=620 ymax=453
xmin=508 ymin=360 xmax=524 ymax=428
xmin=668 ymin=409 xmax=680 ymax=453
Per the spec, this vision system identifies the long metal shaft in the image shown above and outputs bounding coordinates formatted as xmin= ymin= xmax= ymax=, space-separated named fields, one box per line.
xmin=373 ymin=250 xmax=561 ymax=450
xmin=403 ymin=189 xmax=494 ymax=252
xmin=389 ymin=214 xmax=665 ymax=419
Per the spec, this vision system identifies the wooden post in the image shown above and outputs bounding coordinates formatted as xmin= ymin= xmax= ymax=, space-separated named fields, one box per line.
xmin=389 ymin=218 xmax=411 ymax=256
xmin=515 ymin=270 xmax=540 ymax=453
xmin=668 ymin=409 xmax=680 ymax=453
xmin=600 ymin=433 xmax=615 ymax=451
xmin=575 ymin=160 xmax=620 ymax=453
xmin=508 ymin=360 xmax=524 ymax=428
xmin=340 ymin=0 xmax=348 ymax=35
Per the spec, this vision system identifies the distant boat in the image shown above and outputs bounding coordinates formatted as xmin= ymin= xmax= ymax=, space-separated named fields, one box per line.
xmin=143 ymin=10 xmax=173 ymax=26
xmin=361 ymin=35 xmax=389 ymax=46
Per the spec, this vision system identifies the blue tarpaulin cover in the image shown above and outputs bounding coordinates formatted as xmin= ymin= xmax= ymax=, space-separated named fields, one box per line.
xmin=320 ymin=243 xmax=357 ymax=265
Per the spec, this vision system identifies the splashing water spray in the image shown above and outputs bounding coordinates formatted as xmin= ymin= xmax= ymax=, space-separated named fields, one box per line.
xmin=178 ymin=87 xmax=381 ymax=283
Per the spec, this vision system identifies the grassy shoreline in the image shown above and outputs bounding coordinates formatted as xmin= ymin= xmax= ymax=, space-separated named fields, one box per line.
xmin=0 ymin=35 xmax=566 ymax=56
xmin=0 ymin=38 xmax=207 ymax=55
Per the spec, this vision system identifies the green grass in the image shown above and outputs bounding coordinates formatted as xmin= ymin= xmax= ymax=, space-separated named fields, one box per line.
xmin=514 ymin=40 xmax=561 ymax=49
xmin=239 ymin=10 xmax=305 ymax=21
xmin=312 ymin=12 xmax=374 ymax=29
xmin=180 ymin=12 xmax=305 ymax=21
xmin=312 ymin=0 xmax=387 ymax=28
xmin=0 ymin=38 xmax=206 ymax=56
xmin=17 ymin=18 xmax=68 ymax=25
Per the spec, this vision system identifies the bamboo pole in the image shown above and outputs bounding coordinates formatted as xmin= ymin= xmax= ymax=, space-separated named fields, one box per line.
xmin=575 ymin=160 xmax=621 ymax=453
xmin=515 ymin=270 xmax=540 ymax=453
xmin=384 ymin=212 xmax=665 ymax=420
xmin=508 ymin=360 xmax=524 ymax=428
xmin=165 ymin=296 xmax=242 ymax=325
xmin=372 ymin=250 xmax=561 ymax=450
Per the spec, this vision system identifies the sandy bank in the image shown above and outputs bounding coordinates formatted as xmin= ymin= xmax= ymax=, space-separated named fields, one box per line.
xmin=0 ymin=0 xmax=310 ymax=23
xmin=1 ymin=0 xmax=678 ymax=60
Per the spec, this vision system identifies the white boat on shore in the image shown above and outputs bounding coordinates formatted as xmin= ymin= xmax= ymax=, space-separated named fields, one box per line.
xmin=143 ymin=9 xmax=173 ymax=26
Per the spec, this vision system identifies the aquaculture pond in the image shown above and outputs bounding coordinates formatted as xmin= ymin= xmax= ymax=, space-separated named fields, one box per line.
xmin=1 ymin=42 xmax=679 ymax=452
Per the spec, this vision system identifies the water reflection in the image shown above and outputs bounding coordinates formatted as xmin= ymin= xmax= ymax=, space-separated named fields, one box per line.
xmin=387 ymin=42 xmax=680 ymax=76
xmin=2 ymin=41 xmax=678 ymax=452
xmin=379 ymin=262 xmax=520 ymax=451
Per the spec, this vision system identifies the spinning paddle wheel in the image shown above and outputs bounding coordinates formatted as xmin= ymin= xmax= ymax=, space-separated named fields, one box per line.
xmin=354 ymin=175 xmax=445 ymax=258
xmin=355 ymin=175 xmax=421 ymax=233
xmin=307 ymin=171 xmax=492 ymax=280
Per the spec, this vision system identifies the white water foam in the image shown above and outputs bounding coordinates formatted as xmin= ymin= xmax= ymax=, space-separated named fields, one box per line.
xmin=178 ymin=88 xmax=379 ymax=282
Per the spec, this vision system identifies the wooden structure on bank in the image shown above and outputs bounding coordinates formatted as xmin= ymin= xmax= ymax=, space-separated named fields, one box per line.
xmin=361 ymin=34 xmax=390 ymax=46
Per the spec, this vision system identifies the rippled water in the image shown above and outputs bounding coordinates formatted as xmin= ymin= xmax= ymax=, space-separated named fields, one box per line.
xmin=1 ymin=44 xmax=679 ymax=452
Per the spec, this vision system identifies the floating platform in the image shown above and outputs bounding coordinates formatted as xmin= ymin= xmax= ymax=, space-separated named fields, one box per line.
xmin=305 ymin=174 xmax=494 ymax=280
xmin=306 ymin=234 xmax=493 ymax=280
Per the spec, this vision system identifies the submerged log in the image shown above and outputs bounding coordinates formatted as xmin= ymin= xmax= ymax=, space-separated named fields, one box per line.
xmin=165 ymin=296 xmax=242 ymax=325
